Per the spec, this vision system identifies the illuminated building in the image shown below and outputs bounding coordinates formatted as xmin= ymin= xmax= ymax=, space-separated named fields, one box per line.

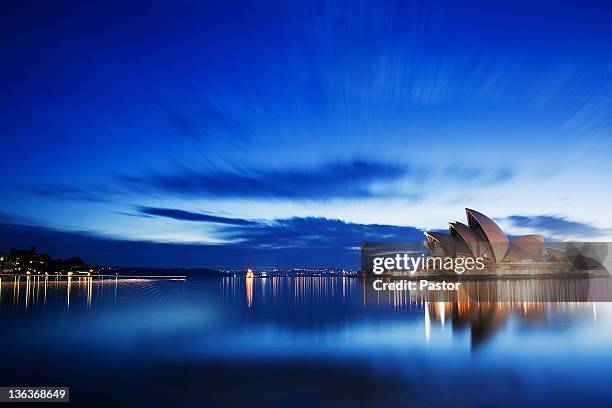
xmin=425 ymin=208 xmax=546 ymax=264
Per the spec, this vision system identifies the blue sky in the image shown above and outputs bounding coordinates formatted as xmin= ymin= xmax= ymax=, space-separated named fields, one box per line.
xmin=1 ymin=0 xmax=612 ymax=267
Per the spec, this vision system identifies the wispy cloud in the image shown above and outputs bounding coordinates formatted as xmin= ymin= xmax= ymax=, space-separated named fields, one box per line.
xmin=117 ymin=159 xmax=515 ymax=201
xmin=156 ymin=94 xmax=253 ymax=142
xmin=220 ymin=217 xmax=424 ymax=249
xmin=502 ymin=215 xmax=611 ymax=239
xmin=119 ymin=159 xmax=411 ymax=200
xmin=24 ymin=184 xmax=115 ymax=203
xmin=137 ymin=206 xmax=424 ymax=249
xmin=443 ymin=164 xmax=514 ymax=184
xmin=138 ymin=207 xmax=255 ymax=226
xmin=0 ymin=211 xmax=425 ymax=267
xmin=24 ymin=158 xmax=515 ymax=204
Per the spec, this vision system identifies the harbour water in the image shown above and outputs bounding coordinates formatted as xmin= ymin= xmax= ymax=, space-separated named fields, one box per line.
xmin=1 ymin=275 xmax=612 ymax=407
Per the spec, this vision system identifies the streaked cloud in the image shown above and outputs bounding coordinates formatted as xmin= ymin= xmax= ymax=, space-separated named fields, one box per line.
xmin=118 ymin=159 xmax=410 ymax=200
xmin=220 ymin=217 xmax=424 ymax=249
xmin=24 ymin=185 xmax=115 ymax=203
xmin=0 ymin=214 xmax=424 ymax=267
xmin=137 ymin=206 xmax=424 ymax=249
xmin=502 ymin=215 xmax=611 ymax=239
xmin=24 ymin=158 xmax=515 ymax=205
xmin=138 ymin=207 xmax=255 ymax=226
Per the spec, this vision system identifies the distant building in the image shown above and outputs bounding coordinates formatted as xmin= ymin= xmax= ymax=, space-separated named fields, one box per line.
xmin=0 ymin=247 xmax=95 ymax=275
xmin=0 ymin=251 xmax=14 ymax=273
xmin=8 ymin=247 xmax=51 ymax=274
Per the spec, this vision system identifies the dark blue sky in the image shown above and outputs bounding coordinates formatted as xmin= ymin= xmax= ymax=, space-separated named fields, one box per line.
xmin=1 ymin=0 xmax=611 ymax=267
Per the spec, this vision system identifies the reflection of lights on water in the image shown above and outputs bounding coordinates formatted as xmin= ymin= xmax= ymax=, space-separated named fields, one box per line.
xmin=2 ymin=275 xmax=183 ymax=310
xmin=87 ymin=277 xmax=93 ymax=309
xmin=66 ymin=276 xmax=72 ymax=309
xmin=25 ymin=276 xmax=30 ymax=309
xmin=1 ymin=275 xmax=604 ymax=330
xmin=15 ymin=276 xmax=20 ymax=306
xmin=245 ymin=275 xmax=253 ymax=308
xmin=236 ymin=276 xmax=361 ymax=308
xmin=261 ymin=276 xmax=266 ymax=299
xmin=424 ymin=304 xmax=431 ymax=344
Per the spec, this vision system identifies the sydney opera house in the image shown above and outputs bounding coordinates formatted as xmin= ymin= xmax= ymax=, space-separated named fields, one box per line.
xmin=424 ymin=208 xmax=553 ymax=265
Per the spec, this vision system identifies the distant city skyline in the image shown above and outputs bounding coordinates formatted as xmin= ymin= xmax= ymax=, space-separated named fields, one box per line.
xmin=1 ymin=0 xmax=612 ymax=267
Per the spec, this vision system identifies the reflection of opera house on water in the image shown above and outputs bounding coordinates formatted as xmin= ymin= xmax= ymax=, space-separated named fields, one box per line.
xmin=422 ymin=208 xmax=605 ymax=275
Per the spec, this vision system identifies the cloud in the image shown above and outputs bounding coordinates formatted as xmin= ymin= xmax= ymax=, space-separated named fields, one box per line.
xmin=0 ymin=214 xmax=425 ymax=268
xmin=139 ymin=206 xmax=424 ymax=249
xmin=443 ymin=165 xmax=514 ymax=184
xmin=24 ymin=159 xmax=514 ymax=203
xmin=24 ymin=184 xmax=111 ymax=202
xmin=119 ymin=159 xmax=411 ymax=200
xmin=138 ymin=207 xmax=255 ymax=226
xmin=220 ymin=217 xmax=424 ymax=249
xmin=502 ymin=215 xmax=611 ymax=239
xmin=156 ymin=94 xmax=253 ymax=142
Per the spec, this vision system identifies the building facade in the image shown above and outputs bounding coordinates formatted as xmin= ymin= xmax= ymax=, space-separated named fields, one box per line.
xmin=425 ymin=208 xmax=546 ymax=265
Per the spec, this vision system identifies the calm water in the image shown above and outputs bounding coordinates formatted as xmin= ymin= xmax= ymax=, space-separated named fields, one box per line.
xmin=1 ymin=275 xmax=612 ymax=407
